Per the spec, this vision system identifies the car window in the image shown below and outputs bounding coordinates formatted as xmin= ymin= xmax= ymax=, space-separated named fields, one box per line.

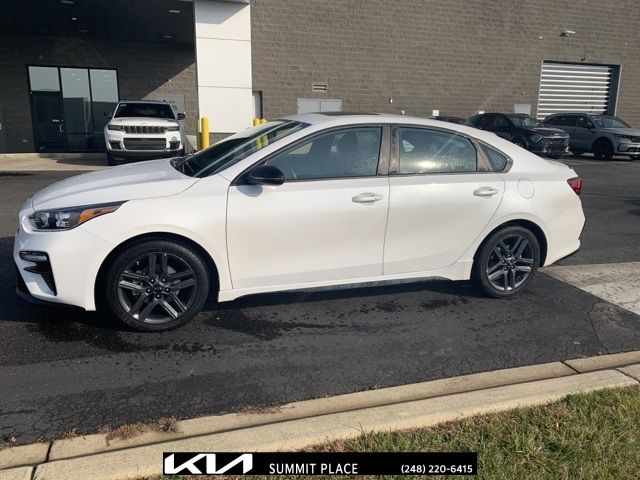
xmin=479 ymin=143 xmax=509 ymax=171
xmin=575 ymin=116 xmax=593 ymax=128
xmin=546 ymin=115 xmax=566 ymax=126
xmin=493 ymin=116 xmax=509 ymax=129
xmin=592 ymin=115 xmax=630 ymax=128
xmin=265 ymin=127 xmax=382 ymax=181
xmin=114 ymin=103 xmax=175 ymax=119
xmin=398 ymin=128 xmax=477 ymax=174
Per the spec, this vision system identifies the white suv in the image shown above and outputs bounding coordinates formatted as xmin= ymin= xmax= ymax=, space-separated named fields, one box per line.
xmin=104 ymin=100 xmax=186 ymax=165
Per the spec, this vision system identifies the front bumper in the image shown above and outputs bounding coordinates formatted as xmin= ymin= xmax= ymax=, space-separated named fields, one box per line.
xmin=528 ymin=139 xmax=569 ymax=156
xmin=14 ymin=215 xmax=115 ymax=310
xmin=617 ymin=142 xmax=640 ymax=153
xmin=105 ymin=130 xmax=183 ymax=159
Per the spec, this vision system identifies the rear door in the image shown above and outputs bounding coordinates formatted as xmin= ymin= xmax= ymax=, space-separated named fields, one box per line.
xmin=383 ymin=126 xmax=505 ymax=274
xmin=574 ymin=115 xmax=597 ymax=150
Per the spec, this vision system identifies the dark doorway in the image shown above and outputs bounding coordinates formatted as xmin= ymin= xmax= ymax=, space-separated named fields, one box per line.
xmin=31 ymin=92 xmax=66 ymax=152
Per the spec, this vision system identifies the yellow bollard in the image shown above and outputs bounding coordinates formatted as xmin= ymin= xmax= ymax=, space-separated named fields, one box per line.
xmin=260 ymin=118 xmax=267 ymax=124
xmin=200 ymin=117 xmax=210 ymax=149
xmin=196 ymin=118 xmax=202 ymax=151
xmin=253 ymin=118 xmax=260 ymax=127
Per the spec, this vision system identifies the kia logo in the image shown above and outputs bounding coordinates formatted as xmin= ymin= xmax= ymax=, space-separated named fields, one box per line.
xmin=164 ymin=453 xmax=253 ymax=475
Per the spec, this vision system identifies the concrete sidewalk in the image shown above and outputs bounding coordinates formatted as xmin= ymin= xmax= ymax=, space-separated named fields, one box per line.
xmin=1 ymin=351 xmax=639 ymax=480
xmin=0 ymin=153 xmax=106 ymax=171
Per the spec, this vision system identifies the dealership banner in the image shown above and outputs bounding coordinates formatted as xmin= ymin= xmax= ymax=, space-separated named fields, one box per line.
xmin=163 ymin=451 xmax=478 ymax=476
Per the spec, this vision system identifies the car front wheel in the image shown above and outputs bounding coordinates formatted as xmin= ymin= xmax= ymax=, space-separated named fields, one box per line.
xmin=473 ymin=226 xmax=540 ymax=299
xmin=103 ymin=239 xmax=210 ymax=331
xmin=592 ymin=139 xmax=614 ymax=160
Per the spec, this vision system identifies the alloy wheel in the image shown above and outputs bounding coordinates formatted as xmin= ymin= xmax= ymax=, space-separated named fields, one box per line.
xmin=485 ymin=234 xmax=535 ymax=291
xmin=116 ymin=252 xmax=198 ymax=324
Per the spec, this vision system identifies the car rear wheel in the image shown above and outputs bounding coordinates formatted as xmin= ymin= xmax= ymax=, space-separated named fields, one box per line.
xmin=103 ymin=239 xmax=210 ymax=331
xmin=473 ymin=226 xmax=540 ymax=299
xmin=592 ymin=139 xmax=614 ymax=160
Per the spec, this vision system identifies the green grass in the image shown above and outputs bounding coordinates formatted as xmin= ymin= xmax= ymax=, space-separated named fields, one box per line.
xmin=158 ymin=386 xmax=640 ymax=480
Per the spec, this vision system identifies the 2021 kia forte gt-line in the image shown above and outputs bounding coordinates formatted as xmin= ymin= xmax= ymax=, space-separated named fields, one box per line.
xmin=14 ymin=113 xmax=585 ymax=331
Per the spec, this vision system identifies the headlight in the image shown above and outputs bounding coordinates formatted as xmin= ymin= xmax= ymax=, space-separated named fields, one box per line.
xmin=614 ymin=134 xmax=635 ymax=142
xmin=28 ymin=202 xmax=125 ymax=231
xmin=165 ymin=125 xmax=180 ymax=131
xmin=529 ymin=134 xmax=542 ymax=143
xmin=107 ymin=125 xmax=124 ymax=131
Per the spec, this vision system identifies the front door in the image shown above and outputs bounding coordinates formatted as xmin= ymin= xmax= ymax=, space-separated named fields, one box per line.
xmin=31 ymin=92 xmax=66 ymax=152
xmin=227 ymin=126 xmax=390 ymax=290
xmin=384 ymin=127 xmax=505 ymax=274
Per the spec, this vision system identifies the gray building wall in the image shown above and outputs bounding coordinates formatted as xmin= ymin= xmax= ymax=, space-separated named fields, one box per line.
xmin=0 ymin=34 xmax=197 ymax=153
xmin=251 ymin=0 xmax=640 ymax=124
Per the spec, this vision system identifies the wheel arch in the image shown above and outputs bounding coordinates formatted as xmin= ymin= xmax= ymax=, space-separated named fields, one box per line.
xmin=473 ymin=219 xmax=548 ymax=267
xmin=591 ymin=136 xmax=613 ymax=150
xmin=94 ymin=232 xmax=220 ymax=307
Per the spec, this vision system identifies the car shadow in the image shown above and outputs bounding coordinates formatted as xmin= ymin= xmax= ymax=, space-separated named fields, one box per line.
xmin=3 ymin=234 xmax=487 ymax=333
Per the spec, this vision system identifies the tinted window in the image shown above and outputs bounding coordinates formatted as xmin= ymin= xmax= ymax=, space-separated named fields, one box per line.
xmin=114 ymin=103 xmax=175 ymax=119
xmin=575 ymin=116 xmax=593 ymax=128
xmin=480 ymin=143 xmax=509 ymax=171
xmin=592 ymin=115 xmax=630 ymax=128
xmin=493 ymin=115 xmax=509 ymax=129
xmin=177 ymin=121 xmax=307 ymax=177
xmin=507 ymin=115 xmax=544 ymax=127
xmin=398 ymin=128 xmax=477 ymax=174
xmin=266 ymin=127 xmax=382 ymax=180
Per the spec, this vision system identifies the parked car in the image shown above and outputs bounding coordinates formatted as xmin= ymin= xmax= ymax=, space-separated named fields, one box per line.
xmin=468 ymin=113 xmax=569 ymax=159
xmin=543 ymin=113 xmax=640 ymax=160
xmin=430 ymin=115 xmax=470 ymax=125
xmin=15 ymin=113 xmax=585 ymax=331
xmin=104 ymin=100 xmax=186 ymax=166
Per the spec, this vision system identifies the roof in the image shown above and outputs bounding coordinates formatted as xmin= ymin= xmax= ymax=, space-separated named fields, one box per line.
xmin=117 ymin=99 xmax=171 ymax=105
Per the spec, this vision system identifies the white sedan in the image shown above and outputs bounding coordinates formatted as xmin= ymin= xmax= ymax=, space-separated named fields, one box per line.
xmin=14 ymin=113 xmax=585 ymax=331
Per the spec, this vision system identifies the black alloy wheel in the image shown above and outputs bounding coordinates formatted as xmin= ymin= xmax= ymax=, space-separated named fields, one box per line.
xmin=473 ymin=226 xmax=540 ymax=298
xmin=103 ymin=239 xmax=210 ymax=331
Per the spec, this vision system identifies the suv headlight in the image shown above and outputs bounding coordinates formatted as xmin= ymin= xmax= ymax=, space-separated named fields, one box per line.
xmin=28 ymin=202 xmax=125 ymax=231
xmin=165 ymin=125 xmax=180 ymax=131
xmin=107 ymin=125 xmax=124 ymax=131
xmin=529 ymin=134 xmax=542 ymax=143
xmin=614 ymin=134 xmax=635 ymax=142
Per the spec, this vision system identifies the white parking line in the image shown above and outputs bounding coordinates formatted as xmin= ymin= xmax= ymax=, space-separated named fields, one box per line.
xmin=542 ymin=262 xmax=640 ymax=315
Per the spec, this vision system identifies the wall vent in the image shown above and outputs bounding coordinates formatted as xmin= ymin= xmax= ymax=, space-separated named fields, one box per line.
xmin=312 ymin=81 xmax=328 ymax=93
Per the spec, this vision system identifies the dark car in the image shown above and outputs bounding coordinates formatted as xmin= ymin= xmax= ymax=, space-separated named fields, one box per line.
xmin=430 ymin=115 xmax=471 ymax=126
xmin=468 ymin=113 xmax=569 ymax=159
xmin=543 ymin=113 xmax=640 ymax=160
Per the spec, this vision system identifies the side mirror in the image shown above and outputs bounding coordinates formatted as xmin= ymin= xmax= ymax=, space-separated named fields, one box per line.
xmin=246 ymin=164 xmax=285 ymax=186
xmin=177 ymin=113 xmax=186 ymax=120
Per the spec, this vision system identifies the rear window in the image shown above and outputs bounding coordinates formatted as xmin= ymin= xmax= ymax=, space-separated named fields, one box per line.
xmin=114 ymin=103 xmax=175 ymax=119
xmin=480 ymin=143 xmax=509 ymax=171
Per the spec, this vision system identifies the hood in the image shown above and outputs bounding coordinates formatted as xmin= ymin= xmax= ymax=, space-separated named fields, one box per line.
xmin=523 ymin=126 xmax=569 ymax=137
xmin=31 ymin=158 xmax=198 ymax=211
xmin=599 ymin=127 xmax=640 ymax=136
xmin=109 ymin=117 xmax=179 ymax=126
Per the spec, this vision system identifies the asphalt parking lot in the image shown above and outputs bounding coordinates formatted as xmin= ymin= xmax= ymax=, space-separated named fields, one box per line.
xmin=1 ymin=157 xmax=639 ymax=444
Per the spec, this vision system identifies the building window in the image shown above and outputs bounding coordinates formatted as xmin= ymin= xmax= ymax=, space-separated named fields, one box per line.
xmin=28 ymin=66 xmax=119 ymax=152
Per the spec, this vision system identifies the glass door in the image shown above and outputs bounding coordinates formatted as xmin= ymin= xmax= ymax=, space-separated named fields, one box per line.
xmin=28 ymin=66 xmax=66 ymax=152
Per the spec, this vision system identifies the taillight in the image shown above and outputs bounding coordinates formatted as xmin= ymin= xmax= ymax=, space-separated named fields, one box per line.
xmin=567 ymin=177 xmax=583 ymax=196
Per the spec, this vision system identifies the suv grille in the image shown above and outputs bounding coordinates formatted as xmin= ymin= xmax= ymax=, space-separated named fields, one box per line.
xmin=123 ymin=138 xmax=167 ymax=151
xmin=544 ymin=137 xmax=568 ymax=146
xmin=124 ymin=125 xmax=165 ymax=134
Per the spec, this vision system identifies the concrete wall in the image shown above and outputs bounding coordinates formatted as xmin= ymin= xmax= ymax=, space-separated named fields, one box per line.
xmin=251 ymin=0 xmax=640 ymax=125
xmin=0 ymin=34 xmax=197 ymax=153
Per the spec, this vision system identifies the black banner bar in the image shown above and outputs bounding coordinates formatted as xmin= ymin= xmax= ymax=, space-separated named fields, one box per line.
xmin=163 ymin=452 xmax=477 ymax=476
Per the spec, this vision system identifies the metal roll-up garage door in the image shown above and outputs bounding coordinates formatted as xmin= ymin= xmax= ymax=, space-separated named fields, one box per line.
xmin=536 ymin=62 xmax=617 ymax=119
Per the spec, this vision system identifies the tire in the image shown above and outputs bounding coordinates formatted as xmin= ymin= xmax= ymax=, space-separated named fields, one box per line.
xmin=472 ymin=226 xmax=540 ymax=299
xmin=571 ymin=150 xmax=585 ymax=156
xmin=102 ymin=239 xmax=210 ymax=331
xmin=592 ymin=139 xmax=614 ymax=160
xmin=106 ymin=152 xmax=118 ymax=166
xmin=513 ymin=138 xmax=527 ymax=149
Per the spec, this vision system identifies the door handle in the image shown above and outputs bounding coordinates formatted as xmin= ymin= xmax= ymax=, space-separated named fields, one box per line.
xmin=352 ymin=192 xmax=383 ymax=203
xmin=473 ymin=187 xmax=500 ymax=197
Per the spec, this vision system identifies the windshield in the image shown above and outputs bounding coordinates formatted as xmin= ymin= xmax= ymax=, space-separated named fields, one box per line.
xmin=114 ymin=103 xmax=175 ymax=119
xmin=506 ymin=115 xmax=544 ymax=128
xmin=176 ymin=121 xmax=308 ymax=177
xmin=592 ymin=115 xmax=630 ymax=129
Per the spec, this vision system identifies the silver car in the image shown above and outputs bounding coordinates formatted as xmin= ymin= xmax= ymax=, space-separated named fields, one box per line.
xmin=544 ymin=113 xmax=640 ymax=160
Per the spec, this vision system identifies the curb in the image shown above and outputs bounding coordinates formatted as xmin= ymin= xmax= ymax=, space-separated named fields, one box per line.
xmin=1 ymin=352 xmax=639 ymax=480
